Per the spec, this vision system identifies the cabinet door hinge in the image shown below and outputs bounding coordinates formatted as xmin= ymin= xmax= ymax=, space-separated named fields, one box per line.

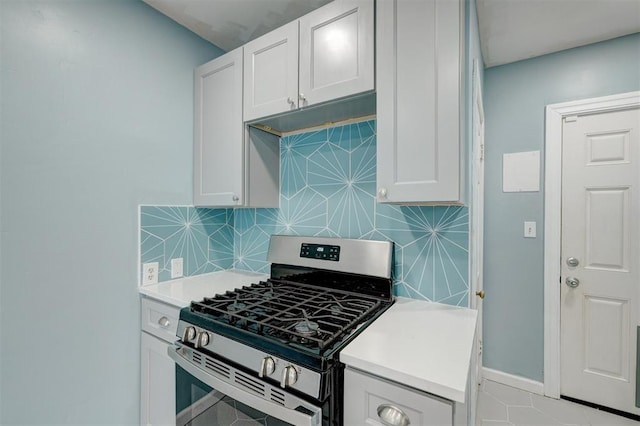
xmin=480 ymin=143 xmax=485 ymax=161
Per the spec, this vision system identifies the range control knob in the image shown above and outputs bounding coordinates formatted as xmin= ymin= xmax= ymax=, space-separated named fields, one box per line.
xmin=280 ymin=366 xmax=298 ymax=388
xmin=259 ymin=357 xmax=276 ymax=378
xmin=182 ymin=326 xmax=196 ymax=342
xmin=195 ymin=331 xmax=210 ymax=348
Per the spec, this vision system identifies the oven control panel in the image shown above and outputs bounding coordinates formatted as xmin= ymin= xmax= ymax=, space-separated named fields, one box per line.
xmin=300 ymin=243 xmax=340 ymax=261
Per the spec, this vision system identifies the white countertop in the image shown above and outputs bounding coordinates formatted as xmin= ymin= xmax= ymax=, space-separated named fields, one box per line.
xmin=139 ymin=270 xmax=268 ymax=307
xmin=340 ymin=297 xmax=478 ymax=403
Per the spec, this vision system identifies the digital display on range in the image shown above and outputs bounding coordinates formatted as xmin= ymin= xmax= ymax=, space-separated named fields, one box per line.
xmin=300 ymin=243 xmax=340 ymax=261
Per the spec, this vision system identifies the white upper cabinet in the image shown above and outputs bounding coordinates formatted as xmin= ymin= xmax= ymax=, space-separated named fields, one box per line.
xmin=195 ymin=48 xmax=280 ymax=208
xmin=376 ymin=0 xmax=465 ymax=205
xmin=299 ymin=0 xmax=374 ymax=107
xmin=194 ymin=48 xmax=244 ymax=207
xmin=243 ymin=21 xmax=299 ymax=122
xmin=243 ymin=0 xmax=374 ymax=123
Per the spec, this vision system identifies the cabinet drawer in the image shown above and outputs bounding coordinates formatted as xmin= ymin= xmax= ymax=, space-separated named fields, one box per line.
xmin=141 ymin=297 xmax=180 ymax=343
xmin=344 ymin=367 xmax=453 ymax=426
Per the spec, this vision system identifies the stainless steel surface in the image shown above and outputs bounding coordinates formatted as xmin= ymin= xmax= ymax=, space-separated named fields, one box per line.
xmin=280 ymin=366 xmax=298 ymax=389
xmin=182 ymin=326 xmax=196 ymax=342
xmin=566 ymin=257 xmax=580 ymax=267
xmin=158 ymin=316 xmax=170 ymax=328
xmin=169 ymin=343 xmax=321 ymax=426
xmin=267 ymin=235 xmax=393 ymax=279
xmin=475 ymin=290 xmax=485 ymax=299
xmin=259 ymin=357 xmax=276 ymax=378
xmin=377 ymin=404 xmax=411 ymax=426
xmin=565 ymin=277 xmax=580 ymax=288
xmin=176 ymin=320 xmax=321 ymax=398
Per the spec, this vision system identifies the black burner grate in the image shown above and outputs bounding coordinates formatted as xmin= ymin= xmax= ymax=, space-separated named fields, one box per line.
xmin=189 ymin=279 xmax=386 ymax=351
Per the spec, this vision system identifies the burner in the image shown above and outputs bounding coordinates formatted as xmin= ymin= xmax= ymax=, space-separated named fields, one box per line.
xmin=227 ymin=302 xmax=246 ymax=312
xmin=329 ymin=304 xmax=343 ymax=316
xmin=294 ymin=321 xmax=319 ymax=336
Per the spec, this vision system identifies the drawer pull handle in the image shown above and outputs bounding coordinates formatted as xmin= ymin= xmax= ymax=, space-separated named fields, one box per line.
xmin=158 ymin=316 xmax=170 ymax=328
xmin=377 ymin=404 xmax=410 ymax=426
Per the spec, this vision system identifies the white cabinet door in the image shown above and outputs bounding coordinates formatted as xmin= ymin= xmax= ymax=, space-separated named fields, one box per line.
xmin=376 ymin=0 xmax=464 ymax=204
xmin=141 ymin=332 xmax=175 ymax=426
xmin=299 ymin=0 xmax=374 ymax=107
xmin=194 ymin=48 xmax=244 ymax=207
xmin=243 ymin=21 xmax=299 ymax=122
xmin=344 ymin=368 xmax=453 ymax=426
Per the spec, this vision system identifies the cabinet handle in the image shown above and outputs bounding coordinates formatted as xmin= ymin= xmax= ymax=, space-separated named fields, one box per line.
xmin=378 ymin=187 xmax=388 ymax=200
xmin=287 ymin=97 xmax=296 ymax=106
xmin=299 ymin=93 xmax=306 ymax=102
xmin=232 ymin=195 xmax=239 ymax=202
xmin=158 ymin=316 xmax=170 ymax=328
xmin=377 ymin=404 xmax=411 ymax=426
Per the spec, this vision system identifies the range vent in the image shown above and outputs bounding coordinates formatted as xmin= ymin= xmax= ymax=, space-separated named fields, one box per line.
xmin=270 ymin=389 xmax=286 ymax=406
xmin=235 ymin=371 xmax=266 ymax=396
xmin=205 ymin=357 xmax=231 ymax=379
xmin=192 ymin=352 xmax=202 ymax=364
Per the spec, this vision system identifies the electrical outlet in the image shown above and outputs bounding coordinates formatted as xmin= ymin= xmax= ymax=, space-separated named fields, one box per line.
xmin=142 ymin=262 xmax=159 ymax=285
xmin=171 ymin=258 xmax=184 ymax=279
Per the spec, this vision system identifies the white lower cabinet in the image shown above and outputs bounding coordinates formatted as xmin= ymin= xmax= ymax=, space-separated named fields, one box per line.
xmin=344 ymin=367 xmax=454 ymax=426
xmin=140 ymin=297 xmax=180 ymax=426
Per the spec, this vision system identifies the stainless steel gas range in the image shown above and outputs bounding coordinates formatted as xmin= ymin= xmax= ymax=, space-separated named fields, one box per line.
xmin=168 ymin=235 xmax=394 ymax=426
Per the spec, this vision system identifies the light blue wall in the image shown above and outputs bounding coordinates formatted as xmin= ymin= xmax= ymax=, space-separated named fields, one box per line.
xmin=483 ymin=33 xmax=640 ymax=381
xmin=0 ymin=0 xmax=222 ymax=424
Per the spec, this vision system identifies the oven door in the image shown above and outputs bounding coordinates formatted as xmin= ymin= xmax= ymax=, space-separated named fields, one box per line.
xmin=169 ymin=343 xmax=322 ymax=426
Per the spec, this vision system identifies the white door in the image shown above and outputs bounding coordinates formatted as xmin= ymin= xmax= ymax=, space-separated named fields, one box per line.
xmin=194 ymin=48 xmax=244 ymax=207
xmin=141 ymin=332 xmax=175 ymax=426
xmin=560 ymin=107 xmax=640 ymax=415
xmin=243 ymin=21 xmax=299 ymax=122
xmin=298 ymin=0 xmax=374 ymax=107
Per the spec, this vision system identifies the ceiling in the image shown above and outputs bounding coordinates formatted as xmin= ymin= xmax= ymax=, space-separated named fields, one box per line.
xmin=144 ymin=0 xmax=640 ymax=68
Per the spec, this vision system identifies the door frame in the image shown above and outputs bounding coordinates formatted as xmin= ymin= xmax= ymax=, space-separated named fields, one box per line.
xmin=543 ymin=90 xmax=640 ymax=398
xmin=469 ymin=58 xmax=485 ymax=426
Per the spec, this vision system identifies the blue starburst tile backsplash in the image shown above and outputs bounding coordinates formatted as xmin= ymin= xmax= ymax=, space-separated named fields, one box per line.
xmin=140 ymin=119 xmax=469 ymax=306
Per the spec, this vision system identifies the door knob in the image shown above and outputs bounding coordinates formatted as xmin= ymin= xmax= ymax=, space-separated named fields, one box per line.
xmin=566 ymin=257 xmax=580 ymax=267
xmin=565 ymin=277 xmax=580 ymax=288
xmin=475 ymin=290 xmax=485 ymax=299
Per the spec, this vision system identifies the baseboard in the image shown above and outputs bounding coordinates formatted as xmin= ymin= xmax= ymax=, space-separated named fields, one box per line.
xmin=482 ymin=367 xmax=544 ymax=396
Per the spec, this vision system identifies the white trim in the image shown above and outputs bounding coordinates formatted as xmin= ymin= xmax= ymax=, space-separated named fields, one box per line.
xmin=543 ymin=91 xmax=640 ymax=399
xmin=482 ymin=367 xmax=544 ymax=396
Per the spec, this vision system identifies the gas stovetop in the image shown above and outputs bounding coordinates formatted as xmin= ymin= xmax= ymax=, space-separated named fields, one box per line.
xmin=177 ymin=235 xmax=394 ymax=371
xmin=188 ymin=276 xmax=389 ymax=353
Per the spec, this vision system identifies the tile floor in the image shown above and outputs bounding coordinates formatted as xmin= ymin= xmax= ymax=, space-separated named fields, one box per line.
xmin=477 ymin=379 xmax=640 ymax=425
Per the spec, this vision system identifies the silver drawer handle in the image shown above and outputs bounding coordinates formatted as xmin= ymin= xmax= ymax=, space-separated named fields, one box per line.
xmin=377 ymin=404 xmax=410 ymax=426
xmin=158 ymin=316 xmax=170 ymax=328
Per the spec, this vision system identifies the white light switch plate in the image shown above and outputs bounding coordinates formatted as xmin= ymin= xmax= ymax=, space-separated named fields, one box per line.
xmin=524 ymin=221 xmax=536 ymax=238
xmin=171 ymin=258 xmax=184 ymax=279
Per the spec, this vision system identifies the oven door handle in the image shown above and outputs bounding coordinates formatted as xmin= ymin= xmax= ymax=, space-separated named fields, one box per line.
xmin=168 ymin=344 xmax=321 ymax=426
